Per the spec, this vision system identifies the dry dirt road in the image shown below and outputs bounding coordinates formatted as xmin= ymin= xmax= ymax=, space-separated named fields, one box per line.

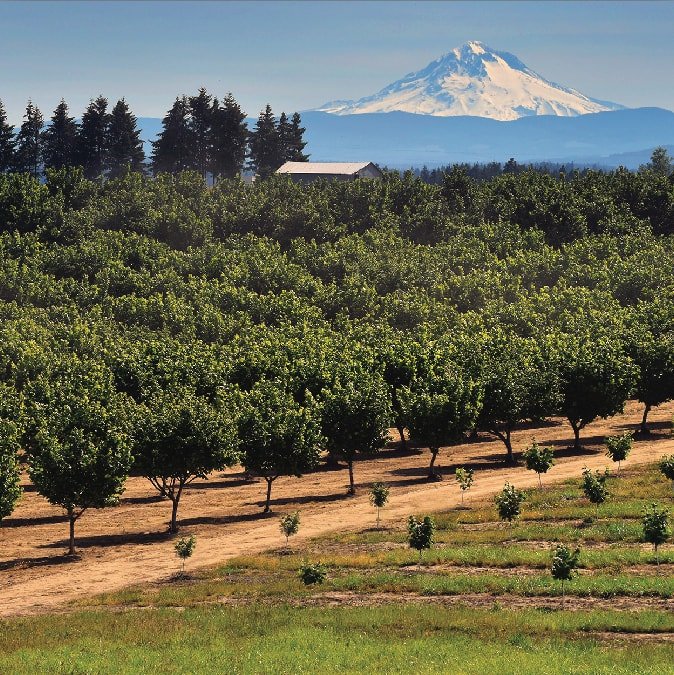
xmin=1 ymin=400 xmax=672 ymax=618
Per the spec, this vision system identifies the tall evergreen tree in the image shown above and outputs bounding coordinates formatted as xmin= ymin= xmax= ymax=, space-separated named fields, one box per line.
xmin=42 ymin=100 xmax=78 ymax=170
xmin=13 ymin=101 xmax=43 ymax=177
xmin=76 ymin=96 xmax=110 ymax=180
xmin=151 ymin=96 xmax=194 ymax=175
xmin=189 ymin=87 xmax=214 ymax=178
xmin=278 ymin=111 xmax=292 ymax=162
xmin=248 ymin=104 xmax=283 ymax=179
xmin=284 ymin=112 xmax=309 ymax=162
xmin=210 ymin=92 xmax=248 ymax=180
xmin=106 ymin=98 xmax=145 ymax=178
xmin=0 ymin=99 xmax=16 ymax=173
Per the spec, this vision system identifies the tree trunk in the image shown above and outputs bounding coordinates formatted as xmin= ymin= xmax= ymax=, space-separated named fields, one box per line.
xmin=640 ymin=404 xmax=652 ymax=434
xmin=170 ymin=496 xmax=180 ymax=534
xmin=396 ymin=425 xmax=407 ymax=450
xmin=504 ymin=430 xmax=515 ymax=465
xmin=68 ymin=508 xmax=76 ymax=555
xmin=347 ymin=460 xmax=355 ymax=495
xmin=264 ymin=477 xmax=275 ymax=512
xmin=570 ymin=420 xmax=581 ymax=450
xmin=538 ymin=473 xmax=542 ymax=488
xmin=428 ymin=448 xmax=439 ymax=478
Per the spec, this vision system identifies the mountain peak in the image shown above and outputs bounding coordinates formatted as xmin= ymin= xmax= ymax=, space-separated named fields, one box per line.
xmin=316 ymin=42 xmax=624 ymax=121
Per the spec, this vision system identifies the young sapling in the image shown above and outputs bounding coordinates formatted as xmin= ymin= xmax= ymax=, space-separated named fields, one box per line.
xmin=369 ymin=482 xmax=390 ymax=528
xmin=455 ymin=467 xmax=474 ymax=505
xmin=522 ymin=442 xmax=554 ymax=487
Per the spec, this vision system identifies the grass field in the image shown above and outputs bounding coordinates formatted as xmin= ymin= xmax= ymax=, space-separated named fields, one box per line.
xmin=1 ymin=464 xmax=672 ymax=674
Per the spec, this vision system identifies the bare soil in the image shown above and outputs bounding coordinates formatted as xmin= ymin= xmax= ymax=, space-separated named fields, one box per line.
xmin=1 ymin=400 xmax=672 ymax=618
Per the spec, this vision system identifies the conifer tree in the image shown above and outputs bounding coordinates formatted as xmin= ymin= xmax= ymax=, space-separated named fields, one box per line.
xmin=248 ymin=104 xmax=283 ymax=179
xmin=0 ymin=99 xmax=16 ymax=173
xmin=106 ymin=98 xmax=145 ymax=178
xmin=76 ymin=96 xmax=110 ymax=180
xmin=151 ymin=96 xmax=194 ymax=175
xmin=189 ymin=87 xmax=214 ymax=178
xmin=285 ymin=112 xmax=309 ymax=162
xmin=210 ymin=92 xmax=248 ymax=180
xmin=13 ymin=101 xmax=43 ymax=177
xmin=42 ymin=100 xmax=78 ymax=170
xmin=278 ymin=111 xmax=292 ymax=161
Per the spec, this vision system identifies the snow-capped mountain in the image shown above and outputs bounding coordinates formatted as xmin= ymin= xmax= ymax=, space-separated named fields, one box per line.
xmin=316 ymin=41 xmax=625 ymax=121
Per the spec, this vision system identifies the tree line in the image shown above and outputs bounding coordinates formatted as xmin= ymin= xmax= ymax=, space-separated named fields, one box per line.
xmin=0 ymin=91 xmax=308 ymax=182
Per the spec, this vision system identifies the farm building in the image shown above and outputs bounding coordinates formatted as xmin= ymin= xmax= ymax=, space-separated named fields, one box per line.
xmin=276 ymin=161 xmax=383 ymax=183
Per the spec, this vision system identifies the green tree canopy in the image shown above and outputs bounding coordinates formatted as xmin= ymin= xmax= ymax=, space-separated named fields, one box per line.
xmin=239 ymin=380 xmax=323 ymax=511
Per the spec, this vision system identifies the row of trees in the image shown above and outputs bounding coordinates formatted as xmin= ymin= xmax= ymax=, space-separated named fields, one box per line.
xmin=151 ymin=90 xmax=307 ymax=180
xmin=0 ymin=97 xmax=144 ymax=180
xmin=412 ymin=148 xmax=674 ymax=185
xmin=0 ymin=303 xmax=671 ymax=551
xmin=0 ymin=92 xmax=309 ymax=182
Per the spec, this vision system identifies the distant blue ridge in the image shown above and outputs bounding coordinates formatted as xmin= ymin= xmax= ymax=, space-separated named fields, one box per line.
xmin=131 ymin=107 xmax=674 ymax=169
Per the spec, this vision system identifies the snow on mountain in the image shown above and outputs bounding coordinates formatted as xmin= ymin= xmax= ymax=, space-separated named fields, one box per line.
xmin=316 ymin=41 xmax=625 ymax=121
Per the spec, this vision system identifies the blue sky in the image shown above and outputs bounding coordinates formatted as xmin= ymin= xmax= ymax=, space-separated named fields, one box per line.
xmin=2 ymin=1 xmax=673 ymax=123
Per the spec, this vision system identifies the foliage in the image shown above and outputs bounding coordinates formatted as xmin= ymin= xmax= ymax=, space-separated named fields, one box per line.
xmin=321 ymin=368 xmax=391 ymax=494
xmin=298 ymin=561 xmax=327 ymax=585
xmin=132 ymin=387 xmax=240 ymax=532
xmin=523 ymin=442 xmax=555 ymax=486
xmin=494 ymin=483 xmax=526 ymax=522
xmin=239 ymin=381 xmax=323 ymax=511
xmin=455 ymin=467 xmax=474 ymax=504
xmin=402 ymin=353 xmax=481 ymax=478
xmin=369 ymin=482 xmax=390 ymax=527
xmin=659 ymin=455 xmax=674 ymax=483
xmin=280 ymin=512 xmax=301 ymax=545
xmin=407 ymin=515 xmax=435 ymax=554
xmin=581 ymin=467 xmax=610 ymax=512
xmin=25 ymin=360 xmax=133 ymax=553
xmin=642 ymin=503 xmax=670 ymax=560
xmin=551 ymin=545 xmax=580 ymax=582
xmin=174 ymin=534 xmax=196 ymax=573
xmin=477 ymin=333 xmax=560 ymax=463
xmin=605 ymin=431 xmax=633 ymax=471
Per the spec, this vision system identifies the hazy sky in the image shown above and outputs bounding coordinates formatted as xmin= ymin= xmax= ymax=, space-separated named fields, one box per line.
xmin=2 ymin=1 xmax=673 ymax=123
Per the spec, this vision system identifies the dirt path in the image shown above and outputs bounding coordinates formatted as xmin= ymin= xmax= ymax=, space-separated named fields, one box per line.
xmin=1 ymin=400 xmax=672 ymax=618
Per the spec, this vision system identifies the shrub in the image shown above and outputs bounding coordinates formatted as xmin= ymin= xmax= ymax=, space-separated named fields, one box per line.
xmin=174 ymin=534 xmax=196 ymax=574
xmin=455 ymin=467 xmax=474 ymax=505
xmin=369 ymin=482 xmax=390 ymax=527
xmin=581 ymin=467 xmax=610 ymax=516
xmin=522 ymin=442 xmax=555 ymax=487
xmin=299 ymin=562 xmax=327 ymax=585
xmin=642 ymin=503 xmax=671 ymax=565
xmin=494 ymin=482 xmax=526 ymax=523
xmin=279 ymin=512 xmax=300 ymax=547
xmin=605 ymin=432 xmax=633 ymax=473
xmin=551 ymin=545 xmax=580 ymax=602
xmin=407 ymin=515 xmax=435 ymax=557
xmin=659 ymin=455 xmax=674 ymax=486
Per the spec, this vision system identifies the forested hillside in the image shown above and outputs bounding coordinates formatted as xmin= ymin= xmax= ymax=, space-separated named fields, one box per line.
xmin=0 ymin=164 xmax=673 ymax=548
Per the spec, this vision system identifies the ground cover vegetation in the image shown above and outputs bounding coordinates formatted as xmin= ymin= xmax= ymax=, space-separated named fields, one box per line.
xmin=0 ymin=148 xmax=672 ymax=549
xmin=1 ymin=467 xmax=672 ymax=673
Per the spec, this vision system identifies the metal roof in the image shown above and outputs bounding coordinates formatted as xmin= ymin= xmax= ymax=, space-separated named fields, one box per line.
xmin=276 ymin=161 xmax=376 ymax=175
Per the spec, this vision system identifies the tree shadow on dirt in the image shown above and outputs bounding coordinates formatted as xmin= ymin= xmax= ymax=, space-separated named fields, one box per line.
xmin=120 ymin=494 xmax=166 ymax=505
xmin=1 ymin=514 xmax=68 ymax=528
xmin=253 ymin=491 xmax=355 ymax=510
xmin=183 ymin=477 xmax=255 ymax=491
xmin=0 ymin=553 xmax=80 ymax=572
xmin=40 ymin=530 xmax=171 ymax=550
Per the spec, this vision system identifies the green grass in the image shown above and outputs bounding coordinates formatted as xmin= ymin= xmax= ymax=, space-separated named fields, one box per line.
xmin=1 ymin=606 xmax=674 ymax=674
